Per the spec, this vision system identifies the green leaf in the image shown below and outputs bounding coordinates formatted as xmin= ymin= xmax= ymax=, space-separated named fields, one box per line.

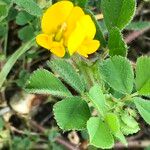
xmin=84 ymin=9 xmax=107 ymax=47
xmin=48 ymin=59 xmax=85 ymax=94
xmin=0 ymin=1 xmax=9 ymax=22
xmin=54 ymin=97 xmax=91 ymax=130
xmin=105 ymin=113 xmax=127 ymax=145
xmin=18 ymin=25 xmax=35 ymax=42
xmin=120 ymin=121 xmax=140 ymax=135
xmin=120 ymin=112 xmax=140 ymax=135
xmin=126 ymin=21 xmax=150 ymax=30
xmin=108 ymin=27 xmax=127 ymax=57
xmin=0 ymin=23 xmax=7 ymax=37
xmin=0 ymin=117 xmax=4 ymax=131
xmin=121 ymin=112 xmax=139 ymax=128
xmin=88 ymin=84 xmax=107 ymax=116
xmin=25 ymin=69 xmax=72 ymax=97
xmin=0 ymin=38 xmax=35 ymax=89
xmin=73 ymin=0 xmax=88 ymax=7
xmin=16 ymin=11 xmax=34 ymax=25
xmin=87 ymin=117 xmax=114 ymax=149
xmin=101 ymin=0 xmax=136 ymax=31
xmin=105 ymin=113 xmax=120 ymax=133
xmin=100 ymin=56 xmax=134 ymax=94
xmin=134 ymin=97 xmax=150 ymax=125
xmin=135 ymin=56 xmax=150 ymax=95
xmin=13 ymin=0 xmax=42 ymax=17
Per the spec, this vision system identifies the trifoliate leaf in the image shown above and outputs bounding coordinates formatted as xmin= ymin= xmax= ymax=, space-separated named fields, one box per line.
xmin=100 ymin=56 xmax=134 ymax=94
xmin=134 ymin=97 xmax=150 ymax=125
xmin=88 ymin=84 xmax=107 ymax=116
xmin=108 ymin=27 xmax=127 ymax=57
xmin=87 ymin=117 xmax=114 ymax=149
xmin=101 ymin=0 xmax=136 ymax=31
xmin=54 ymin=97 xmax=91 ymax=130
xmin=25 ymin=69 xmax=72 ymax=97
xmin=48 ymin=59 xmax=85 ymax=94
xmin=135 ymin=56 xmax=150 ymax=95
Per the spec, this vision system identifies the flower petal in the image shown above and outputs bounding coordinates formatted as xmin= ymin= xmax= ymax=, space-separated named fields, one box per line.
xmin=50 ymin=41 xmax=65 ymax=57
xmin=36 ymin=34 xmax=52 ymax=49
xmin=64 ymin=6 xmax=85 ymax=44
xmin=67 ymin=15 xmax=96 ymax=55
xmin=79 ymin=15 xmax=96 ymax=39
xmin=77 ymin=39 xmax=100 ymax=57
xmin=42 ymin=1 xmax=73 ymax=34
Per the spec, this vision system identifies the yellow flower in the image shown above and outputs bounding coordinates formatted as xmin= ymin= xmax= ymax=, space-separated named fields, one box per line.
xmin=36 ymin=1 xmax=100 ymax=57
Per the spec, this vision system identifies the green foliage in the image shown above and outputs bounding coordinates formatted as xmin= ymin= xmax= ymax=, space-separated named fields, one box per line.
xmin=18 ymin=25 xmax=35 ymax=42
xmin=25 ymin=69 xmax=72 ymax=97
xmin=135 ymin=56 xmax=150 ymax=95
xmin=0 ymin=23 xmax=7 ymax=37
xmin=88 ymin=84 xmax=107 ymax=116
xmin=0 ymin=1 xmax=9 ymax=22
xmin=100 ymin=56 xmax=134 ymax=94
xmin=54 ymin=97 xmax=91 ymax=130
xmin=0 ymin=38 xmax=35 ymax=89
xmin=101 ymin=0 xmax=136 ymax=31
xmin=87 ymin=117 xmax=114 ymax=149
xmin=105 ymin=113 xmax=127 ymax=145
xmin=72 ymin=0 xmax=88 ymax=7
xmin=134 ymin=97 xmax=150 ymax=125
xmin=126 ymin=21 xmax=150 ymax=30
xmin=14 ymin=0 xmax=42 ymax=17
xmin=16 ymin=11 xmax=34 ymax=25
xmin=48 ymin=59 xmax=85 ymax=94
xmin=120 ymin=112 xmax=140 ymax=135
xmin=0 ymin=117 xmax=4 ymax=131
xmin=11 ymin=137 xmax=31 ymax=150
xmin=108 ymin=27 xmax=127 ymax=57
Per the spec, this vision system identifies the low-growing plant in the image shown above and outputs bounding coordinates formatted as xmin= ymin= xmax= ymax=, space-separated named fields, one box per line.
xmin=0 ymin=0 xmax=150 ymax=149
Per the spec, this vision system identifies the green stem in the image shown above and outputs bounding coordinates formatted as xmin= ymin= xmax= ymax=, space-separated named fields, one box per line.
xmin=0 ymin=38 xmax=35 ymax=89
xmin=4 ymin=22 xmax=8 ymax=56
xmin=121 ymin=92 xmax=139 ymax=102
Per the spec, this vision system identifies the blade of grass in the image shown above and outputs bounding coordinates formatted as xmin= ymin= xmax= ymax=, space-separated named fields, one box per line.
xmin=0 ymin=38 xmax=35 ymax=89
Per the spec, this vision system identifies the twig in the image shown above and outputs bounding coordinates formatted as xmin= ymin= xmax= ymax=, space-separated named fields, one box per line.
xmin=10 ymin=126 xmax=38 ymax=136
xmin=55 ymin=137 xmax=80 ymax=150
xmin=125 ymin=28 xmax=150 ymax=44
xmin=30 ymin=120 xmax=80 ymax=150
xmin=115 ymin=140 xmax=150 ymax=149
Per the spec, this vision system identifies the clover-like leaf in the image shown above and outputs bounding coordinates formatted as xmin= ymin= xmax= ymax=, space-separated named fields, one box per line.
xmin=101 ymin=0 xmax=136 ymax=31
xmin=25 ymin=69 xmax=72 ymax=97
xmin=135 ymin=56 xmax=150 ymax=95
xmin=87 ymin=117 xmax=114 ymax=149
xmin=100 ymin=56 xmax=134 ymax=94
xmin=54 ymin=97 xmax=91 ymax=130
xmin=105 ymin=113 xmax=127 ymax=145
xmin=134 ymin=97 xmax=150 ymax=125
xmin=88 ymin=84 xmax=107 ymax=116
xmin=108 ymin=27 xmax=127 ymax=57
xmin=48 ymin=59 xmax=85 ymax=94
